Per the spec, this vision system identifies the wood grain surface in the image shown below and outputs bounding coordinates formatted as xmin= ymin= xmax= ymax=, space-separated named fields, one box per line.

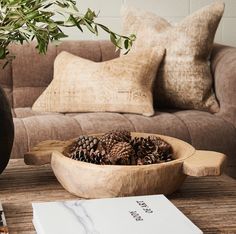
xmin=0 ymin=159 xmax=236 ymax=234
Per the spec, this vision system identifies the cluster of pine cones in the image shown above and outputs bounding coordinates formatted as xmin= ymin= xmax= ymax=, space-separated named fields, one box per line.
xmin=63 ymin=130 xmax=173 ymax=165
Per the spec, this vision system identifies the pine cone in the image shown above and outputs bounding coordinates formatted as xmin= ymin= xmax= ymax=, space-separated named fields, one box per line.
xmin=76 ymin=135 xmax=99 ymax=151
xmin=88 ymin=149 xmax=108 ymax=164
xmin=63 ymin=141 xmax=78 ymax=159
xmin=63 ymin=135 xmax=99 ymax=159
xmin=74 ymin=148 xmax=108 ymax=164
xmin=137 ymin=158 xmax=143 ymax=165
xmin=150 ymin=136 xmax=173 ymax=161
xmin=130 ymin=136 xmax=155 ymax=158
xmin=136 ymin=154 xmax=158 ymax=165
xmin=145 ymin=154 xmax=161 ymax=164
xmin=107 ymin=142 xmax=134 ymax=165
xmin=100 ymin=129 xmax=131 ymax=153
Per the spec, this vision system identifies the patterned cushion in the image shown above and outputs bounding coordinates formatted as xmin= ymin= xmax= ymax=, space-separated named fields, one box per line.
xmin=122 ymin=2 xmax=224 ymax=113
xmin=32 ymin=48 xmax=165 ymax=116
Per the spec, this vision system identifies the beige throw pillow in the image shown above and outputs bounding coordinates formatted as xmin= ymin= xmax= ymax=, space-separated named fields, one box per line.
xmin=122 ymin=2 xmax=224 ymax=113
xmin=32 ymin=48 xmax=165 ymax=116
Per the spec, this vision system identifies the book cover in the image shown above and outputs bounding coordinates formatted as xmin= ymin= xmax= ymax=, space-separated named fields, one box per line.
xmin=32 ymin=195 xmax=202 ymax=234
xmin=0 ymin=203 xmax=8 ymax=234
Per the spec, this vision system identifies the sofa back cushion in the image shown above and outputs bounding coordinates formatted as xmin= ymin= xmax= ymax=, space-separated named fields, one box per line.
xmin=0 ymin=40 xmax=118 ymax=108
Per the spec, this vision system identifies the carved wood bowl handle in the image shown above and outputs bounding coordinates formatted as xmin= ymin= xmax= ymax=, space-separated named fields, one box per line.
xmin=182 ymin=150 xmax=227 ymax=177
xmin=24 ymin=140 xmax=71 ymax=165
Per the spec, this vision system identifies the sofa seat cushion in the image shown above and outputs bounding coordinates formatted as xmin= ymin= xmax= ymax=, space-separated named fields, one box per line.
xmin=11 ymin=109 xmax=236 ymax=168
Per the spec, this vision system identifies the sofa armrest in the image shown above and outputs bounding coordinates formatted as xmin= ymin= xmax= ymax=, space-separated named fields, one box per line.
xmin=211 ymin=44 xmax=236 ymax=127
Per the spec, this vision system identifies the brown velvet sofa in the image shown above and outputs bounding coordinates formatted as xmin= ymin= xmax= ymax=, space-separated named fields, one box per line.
xmin=0 ymin=40 xmax=236 ymax=178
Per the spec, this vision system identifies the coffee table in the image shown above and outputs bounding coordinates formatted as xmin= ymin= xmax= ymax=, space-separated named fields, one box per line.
xmin=0 ymin=159 xmax=236 ymax=234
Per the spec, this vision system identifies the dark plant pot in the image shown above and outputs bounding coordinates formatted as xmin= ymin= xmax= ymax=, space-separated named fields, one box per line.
xmin=0 ymin=86 xmax=14 ymax=174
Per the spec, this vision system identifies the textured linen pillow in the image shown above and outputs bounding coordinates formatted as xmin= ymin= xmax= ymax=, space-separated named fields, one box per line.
xmin=32 ymin=48 xmax=165 ymax=116
xmin=122 ymin=2 xmax=224 ymax=113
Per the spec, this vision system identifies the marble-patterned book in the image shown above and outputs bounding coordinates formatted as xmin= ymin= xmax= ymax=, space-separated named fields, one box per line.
xmin=0 ymin=203 xmax=8 ymax=234
xmin=32 ymin=195 xmax=202 ymax=234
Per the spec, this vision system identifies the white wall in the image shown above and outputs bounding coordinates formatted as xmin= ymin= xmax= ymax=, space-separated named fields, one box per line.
xmin=64 ymin=0 xmax=236 ymax=47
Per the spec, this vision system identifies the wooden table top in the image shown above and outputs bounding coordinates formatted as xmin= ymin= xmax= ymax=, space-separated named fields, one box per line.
xmin=0 ymin=159 xmax=236 ymax=234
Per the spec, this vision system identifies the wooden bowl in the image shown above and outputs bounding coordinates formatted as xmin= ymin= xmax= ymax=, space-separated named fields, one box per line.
xmin=24 ymin=133 xmax=226 ymax=198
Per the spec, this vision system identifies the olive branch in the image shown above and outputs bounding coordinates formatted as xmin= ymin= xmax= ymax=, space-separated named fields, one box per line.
xmin=0 ymin=0 xmax=136 ymax=66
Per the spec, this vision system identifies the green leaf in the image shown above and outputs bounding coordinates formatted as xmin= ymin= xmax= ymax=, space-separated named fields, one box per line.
xmin=94 ymin=24 xmax=98 ymax=36
xmin=2 ymin=60 xmax=9 ymax=69
xmin=124 ymin=39 xmax=129 ymax=50
xmin=26 ymin=11 xmax=38 ymax=20
xmin=115 ymin=37 xmax=122 ymax=49
xmin=97 ymin=23 xmax=109 ymax=33
xmin=0 ymin=47 xmax=6 ymax=59
xmin=130 ymin=33 xmax=136 ymax=41
xmin=123 ymin=49 xmax=130 ymax=55
xmin=84 ymin=8 xmax=96 ymax=21
xmin=84 ymin=20 xmax=96 ymax=33
xmin=43 ymin=3 xmax=53 ymax=9
xmin=69 ymin=15 xmax=83 ymax=32
xmin=110 ymin=33 xmax=117 ymax=46
xmin=48 ymin=22 xmax=58 ymax=29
